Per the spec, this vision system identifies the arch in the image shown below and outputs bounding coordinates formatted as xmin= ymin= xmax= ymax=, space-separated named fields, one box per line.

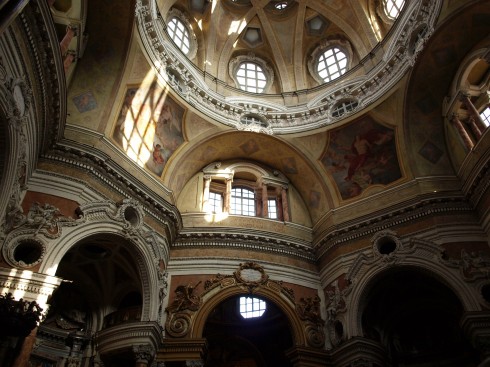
xmin=190 ymin=285 xmax=307 ymax=347
xmin=345 ymin=238 xmax=481 ymax=337
xmin=28 ymin=201 xmax=169 ymax=323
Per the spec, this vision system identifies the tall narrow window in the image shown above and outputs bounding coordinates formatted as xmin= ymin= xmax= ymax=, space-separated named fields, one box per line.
xmin=209 ymin=192 xmax=223 ymax=213
xmin=480 ymin=106 xmax=490 ymax=127
xmin=168 ymin=17 xmax=190 ymax=54
xmin=239 ymin=297 xmax=266 ymax=319
xmin=317 ymin=47 xmax=347 ymax=83
xmin=267 ymin=199 xmax=277 ymax=219
xmin=236 ymin=62 xmax=267 ymax=93
xmin=231 ymin=187 xmax=255 ymax=216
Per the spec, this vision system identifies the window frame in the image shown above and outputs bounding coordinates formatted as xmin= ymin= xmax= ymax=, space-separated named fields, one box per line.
xmin=239 ymin=296 xmax=267 ymax=319
xmin=166 ymin=8 xmax=198 ymax=59
xmin=308 ymin=39 xmax=353 ymax=85
xmin=480 ymin=106 xmax=490 ymax=127
xmin=208 ymin=191 xmax=223 ymax=214
xmin=229 ymin=54 xmax=274 ymax=94
xmin=230 ymin=186 xmax=256 ymax=216
xmin=382 ymin=0 xmax=405 ymax=21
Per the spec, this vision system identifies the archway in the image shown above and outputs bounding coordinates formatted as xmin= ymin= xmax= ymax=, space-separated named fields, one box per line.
xmin=202 ymin=295 xmax=294 ymax=367
xmin=30 ymin=234 xmax=144 ymax=367
xmin=360 ymin=268 xmax=479 ymax=366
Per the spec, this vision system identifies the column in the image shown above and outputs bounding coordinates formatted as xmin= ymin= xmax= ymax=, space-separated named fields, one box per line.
xmin=460 ymin=93 xmax=487 ymax=133
xmin=281 ymin=186 xmax=290 ymax=222
xmin=254 ymin=188 xmax=262 ymax=217
xmin=223 ymin=178 xmax=232 ymax=213
xmin=451 ymin=114 xmax=474 ymax=151
xmin=202 ymin=176 xmax=211 ymax=212
xmin=133 ymin=344 xmax=155 ymax=367
xmin=60 ymin=25 xmax=76 ymax=56
xmin=64 ymin=51 xmax=76 ymax=72
xmin=261 ymin=183 xmax=268 ymax=218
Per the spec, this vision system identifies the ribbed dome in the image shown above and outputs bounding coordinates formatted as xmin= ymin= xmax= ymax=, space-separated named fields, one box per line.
xmin=138 ymin=0 xmax=439 ymax=133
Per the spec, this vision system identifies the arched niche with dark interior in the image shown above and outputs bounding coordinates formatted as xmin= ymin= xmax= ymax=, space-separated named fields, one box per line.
xmin=361 ymin=268 xmax=479 ymax=366
xmin=201 ymin=295 xmax=294 ymax=367
xmin=31 ymin=235 xmax=144 ymax=366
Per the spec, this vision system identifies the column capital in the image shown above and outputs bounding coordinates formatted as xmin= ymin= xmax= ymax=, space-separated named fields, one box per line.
xmin=133 ymin=344 xmax=155 ymax=364
xmin=461 ymin=311 xmax=490 ymax=359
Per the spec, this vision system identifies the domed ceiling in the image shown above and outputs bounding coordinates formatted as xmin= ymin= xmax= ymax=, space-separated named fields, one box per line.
xmin=137 ymin=0 xmax=441 ymax=133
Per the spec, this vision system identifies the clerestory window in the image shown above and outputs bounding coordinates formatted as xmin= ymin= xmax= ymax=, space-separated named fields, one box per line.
xmin=383 ymin=0 xmax=405 ymax=20
xmin=267 ymin=199 xmax=277 ymax=219
xmin=236 ymin=62 xmax=267 ymax=93
xmin=317 ymin=47 xmax=348 ymax=83
xmin=209 ymin=191 xmax=223 ymax=213
xmin=231 ymin=187 xmax=256 ymax=216
xmin=480 ymin=106 xmax=490 ymax=127
xmin=167 ymin=17 xmax=190 ymax=54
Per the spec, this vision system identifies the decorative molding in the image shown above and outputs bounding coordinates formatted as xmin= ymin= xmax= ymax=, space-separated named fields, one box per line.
xmin=136 ymin=0 xmax=442 ymax=134
xmin=41 ymin=145 xmax=182 ymax=238
xmin=314 ymin=196 xmax=475 ymax=259
xmin=296 ymin=295 xmax=325 ymax=348
xmin=175 ymin=231 xmax=315 ymax=262
xmin=165 ymin=262 xmax=296 ymax=339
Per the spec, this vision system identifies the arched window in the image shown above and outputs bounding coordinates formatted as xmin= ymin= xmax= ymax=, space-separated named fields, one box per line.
xmin=167 ymin=17 xmax=190 ymax=54
xmin=383 ymin=0 xmax=405 ymax=20
xmin=231 ymin=187 xmax=255 ymax=216
xmin=239 ymin=296 xmax=266 ymax=319
xmin=317 ymin=47 xmax=348 ymax=83
xmin=236 ymin=62 xmax=267 ymax=93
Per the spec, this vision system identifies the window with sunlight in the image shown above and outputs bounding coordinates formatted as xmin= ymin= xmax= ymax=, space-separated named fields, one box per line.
xmin=209 ymin=191 xmax=223 ymax=213
xmin=236 ymin=62 xmax=267 ymax=93
xmin=267 ymin=199 xmax=277 ymax=219
xmin=384 ymin=0 xmax=405 ymax=20
xmin=239 ymin=296 xmax=266 ymax=319
xmin=317 ymin=47 xmax=347 ymax=83
xmin=168 ymin=17 xmax=190 ymax=54
xmin=231 ymin=187 xmax=255 ymax=216
xmin=480 ymin=106 xmax=490 ymax=127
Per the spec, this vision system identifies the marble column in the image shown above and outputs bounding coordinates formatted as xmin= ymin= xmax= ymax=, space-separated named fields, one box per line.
xmin=202 ymin=176 xmax=211 ymax=212
xmin=223 ymin=178 xmax=232 ymax=213
xmin=460 ymin=93 xmax=487 ymax=134
xmin=451 ymin=114 xmax=474 ymax=150
xmin=60 ymin=26 xmax=76 ymax=55
xmin=281 ymin=186 xmax=290 ymax=222
xmin=261 ymin=183 xmax=268 ymax=218
xmin=64 ymin=51 xmax=76 ymax=72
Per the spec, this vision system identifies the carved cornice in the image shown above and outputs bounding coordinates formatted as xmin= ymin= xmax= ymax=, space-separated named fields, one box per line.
xmin=19 ymin=0 xmax=66 ymax=148
xmin=41 ymin=145 xmax=182 ymax=239
xmin=175 ymin=230 xmax=315 ymax=262
xmin=136 ymin=0 xmax=442 ymax=134
xmin=95 ymin=321 xmax=163 ymax=356
xmin=314 ymin=196 xmax=474 ymax=259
